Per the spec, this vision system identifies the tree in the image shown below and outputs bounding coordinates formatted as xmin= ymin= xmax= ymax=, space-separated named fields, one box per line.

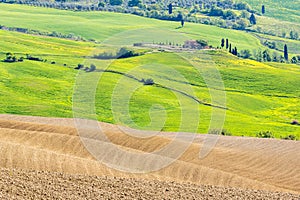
xmin=291 ymin=56 xmax=298 ymax=64
xmin=282 ymin=32 xmax=286 ymax=38
xmin=241 ymin=10 xmax=250 ymax=19
xmin=226 ymin=39 xmax=229 ymax=49
xmin=88 ymin=64 xmax=96 ymax=72
xmin=262 ymin=50 xmax=271 ymax=62
xmin=262 ymin=5 xmax=265 ymax=14
xmin=209 ymin=7 xmax=224 ymax=16
xmin=229 ymin=44 xmax=232 ymax=53
xmin=231 ymin=47 xmax=238 ymax=56
xmin=254 ymin=49 xmax=262 ymax=62
xmin=235 ymin=2 xmax=250 ymax=10
xmin=168 ymin=3 xmax=172 ymax=15
xmin=249 ymin=13 xmax=256 ymax=25
xmin=294 ymin=32 xmax=299 ymax=40
xmin=272 ymin=52 xmax=279 ymax=62
xmin=196 ymin=40 xmax=208 ymax=46
xmin=240 ymin=49 xmax=251 ymax=58
xmin=128 ymin=0 xmax=140 ymax=7
xmin=236 ymin=19 xmax=248 ymax=30
xmin=181 ymin=19 xmax=185 ymax=27
xmin=109 ymin=0 xmax=122 ymax=6
xmin=223 ymin=10 xmax=237 ymax=20
xmin=284 ymin=44 xmax=288 ymax=61
xmin=221 ymin=38 xmax=225 ymax=48
xmin=290 ymin=31 xmax=299 ymax=40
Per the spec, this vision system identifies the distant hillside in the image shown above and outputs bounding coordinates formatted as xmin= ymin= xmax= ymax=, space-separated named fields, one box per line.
xmin=241 ymin=0 xmax=300 ymax=23
xmin=2 ymin=0 xmax=299 ymax=41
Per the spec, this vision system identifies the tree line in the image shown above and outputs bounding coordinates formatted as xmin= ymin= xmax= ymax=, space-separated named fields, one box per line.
xmin=220 ymin=38 xmax=300 ymax=64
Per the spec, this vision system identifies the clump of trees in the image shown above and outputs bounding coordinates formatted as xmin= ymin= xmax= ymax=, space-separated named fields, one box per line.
xmin=2 ymin=53 xmax=45 ymax=63
xmin=0 ymin=25 xmax=86 ymax=41
xmin=263 ymin=40 xmax=276 ymax=49
xmin=220 ymin=38 xmax=238 ymax=56
xmin=26 ymin=54 xmax=44 ymax=62
xmin=3 ymin=53 xmax=23 ymax=63
xmin=93 ymin=47 xmax=143 ymax=59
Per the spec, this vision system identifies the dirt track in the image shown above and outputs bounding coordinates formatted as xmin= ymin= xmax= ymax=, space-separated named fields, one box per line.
xmin=0 ymin=114 xmax=299 ymax=199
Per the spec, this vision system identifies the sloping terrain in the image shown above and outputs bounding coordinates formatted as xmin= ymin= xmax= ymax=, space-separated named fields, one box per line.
xmin=1 ymin=29 xmax=299 ymax=138
xmin=0 ymin=114 xmax=299 ymax=199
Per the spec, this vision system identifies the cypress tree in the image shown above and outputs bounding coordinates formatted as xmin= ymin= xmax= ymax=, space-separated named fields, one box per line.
xmin=181 ymin=19 xmax=185 ymax=27
xmin=221 ymin=38 xmax=225 ymax=48
xmin=262 ymin=5 xmax=265 ymax=14
xmin=249 ymin=13 xmax=256 ymax=25
xmin=168 ymin=3 xmax=173 ymax=14
xmin=229 ymin=44 xmax=232 ymax=53
xmin=284 ymin=44 xmax=288 ymax=61
xmin=226 ymin=39 xmax=229 ymax=49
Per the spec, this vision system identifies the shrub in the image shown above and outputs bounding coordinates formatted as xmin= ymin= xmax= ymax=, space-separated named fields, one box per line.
xmin=87 ymin=64 xmax=96 ymax=72
xmin=256 ymin=131 xmax=274 ymax=138
xmin=141 ymin=78 xmax=154 ymax=85
xmin=240 ymin=49 xmax=252 ymax=58
xmin=282 ymin=134 xmax=297 ymax=140
xmin=291 ymin=120 xmax=299 ymax=125
xmin=93 ymin=52 xmax=115 ymax=59
xmin=117 ymin=47 xmax=139 ymax=59
xmin=196 ymin=39 xmax=208 ymax=47
xmin=208 ymin=129 xmax=231 ymax=136
xmin=208 ymin=7 xmax=224 ymax=17
xmin=75 ymin=64 xmax=84 ymax=70
xmin=110 ymin=0 xmax=123 ymax=6
xmin=93 ymin=47 xmax=142 ymax=60
xmin=4 ymin=53 xmax=16 ymax=62
xmin=26 ymin=54 xmax=44 ymax=62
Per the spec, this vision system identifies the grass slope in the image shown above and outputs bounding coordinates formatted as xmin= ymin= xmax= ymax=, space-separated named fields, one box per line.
xmin=0 ymin=4 xmax=263 ymax=52
xmin=0 ymin=28 xmax=299 ymax=139
xmin=242 ymin=0 xmax=300 ymax=24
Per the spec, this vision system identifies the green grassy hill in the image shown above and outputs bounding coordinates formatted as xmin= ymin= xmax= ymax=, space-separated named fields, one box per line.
xmin=242 ymin=0 xmax=300 ymax=24
xmin=0 ymin=4 xmax=263 ymax=51
xmin=0 ymin=4 xmax=299 ymax=139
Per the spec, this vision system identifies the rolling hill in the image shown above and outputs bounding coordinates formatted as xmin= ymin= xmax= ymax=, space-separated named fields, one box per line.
xmin=0 ymin=27 xmax=299 ymax=138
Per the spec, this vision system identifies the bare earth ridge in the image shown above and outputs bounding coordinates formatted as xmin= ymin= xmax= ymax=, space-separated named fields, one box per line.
xmin=0 ymin=114 xmax=299 ymax=199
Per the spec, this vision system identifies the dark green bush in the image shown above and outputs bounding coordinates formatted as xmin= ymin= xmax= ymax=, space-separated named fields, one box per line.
xmin=282 ymin=134 xmax=297 ymax=140
xmin=256 ymin=131 xmax=274 ymax=138
xmin=209 ymin=129 xmax=231 ymax=136
xmin=141 ymin=78 xmax=154 ymax=85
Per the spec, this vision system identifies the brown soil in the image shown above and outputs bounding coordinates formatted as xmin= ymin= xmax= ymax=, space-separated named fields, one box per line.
xmin=0 ymin=114 xmax=299 ymax=199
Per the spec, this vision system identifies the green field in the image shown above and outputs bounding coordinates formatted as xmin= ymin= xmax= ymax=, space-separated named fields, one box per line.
xmin=0 ymin=4 xmax=299 ymax=139
xmin=0 ymin=4 xmax=265 ymax=51
xmin=242 ymin=0 xmax=300 ymax=24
